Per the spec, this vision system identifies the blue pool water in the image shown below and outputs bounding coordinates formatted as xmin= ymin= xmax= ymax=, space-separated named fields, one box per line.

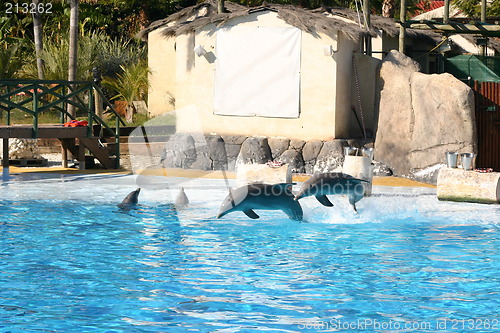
xmin=0 ymin=174 xmax=499 ymax=332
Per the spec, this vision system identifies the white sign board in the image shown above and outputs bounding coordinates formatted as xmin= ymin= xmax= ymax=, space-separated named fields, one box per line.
xmin=214 ymin=26 xmax=301 ymax=118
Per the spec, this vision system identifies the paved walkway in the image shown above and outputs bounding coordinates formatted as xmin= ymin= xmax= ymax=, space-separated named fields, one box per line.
xmin=5 ymin=166 xmax=436 ymax=188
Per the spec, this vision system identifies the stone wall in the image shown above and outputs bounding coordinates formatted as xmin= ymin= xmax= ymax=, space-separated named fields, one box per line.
xmin=161 ymin=133 xmax=376 ymax=174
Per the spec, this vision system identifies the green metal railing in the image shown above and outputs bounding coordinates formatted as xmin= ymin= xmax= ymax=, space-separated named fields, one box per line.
xmin=0 ymin=79 xmax=126 ymax=168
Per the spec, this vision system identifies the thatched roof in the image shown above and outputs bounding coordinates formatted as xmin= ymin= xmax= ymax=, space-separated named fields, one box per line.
xmin=459 ymin=35 xmax=500 ymax=53
xmin=318 ymin=6 xmax=441 ymax=42
xmin=488 ymin=38 xmax=500 ymax=53
xmin=137 ymin=0 xmax=376 ymax=42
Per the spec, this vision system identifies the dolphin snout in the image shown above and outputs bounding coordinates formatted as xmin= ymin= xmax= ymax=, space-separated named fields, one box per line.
xmin=216 ymin=208 xmax=229 ymax=219
xmin=294 ymin=192 xmax=305 ymax=201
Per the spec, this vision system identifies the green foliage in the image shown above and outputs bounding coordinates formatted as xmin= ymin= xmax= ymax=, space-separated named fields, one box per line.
xmin=102 ymin=59 xmax=150 ymax=103
xmin=452 ymin=0 xmax=500 ymax=18
xmin=0 ymin=43 xmax=25 ymax=79
xmin=0 ymin=11 xmax=32 ymax=40
xmin=19 ymin=31 xmax=146 ymax=81
xmin=0 ymin=17 xmax=32 ymax=79
xmin=21 ymin=32 xmax=99 ymax=80
xmin=96 ymin=37 xmax=147 ymax=78
xmin=37 ymin=0 xmax=197 ymax=39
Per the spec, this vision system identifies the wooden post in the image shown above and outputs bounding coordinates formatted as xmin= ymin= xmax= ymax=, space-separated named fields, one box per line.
xmin=95 ymin=90 xmax=103 ymax=120
xmin=62 ymin=146 xmax=68 ymax=168
xmin=2 ymin=138 xmax=9 ymax=182
xmin=480 ymin=0 xmax=487 ymax=56
xmin=115 ymin=116 xmax=120 ymax=169
xmin=481 ymin=0 xmax=486 ymax=23
xmin=217 ymin=0 xmax=224 ymax=14
xmin=443 ymin=0 xmax=450 ymax=24
xmin=61 ymin=85 xmax=69 ymax=167
xmin=33 ymin=83 xmax=39 ymax=138
xmin=92 ymin=69 xmax=103 ymax=120
xmin=399 ymin=0 xmax=406 ymax=54
xmin=363 ymin=0 xmax=372 ymax=56
xmin=78 ymin=138 xmax=86 ymax=171
xmin=88 ymin=85 xmax=94 ymax=138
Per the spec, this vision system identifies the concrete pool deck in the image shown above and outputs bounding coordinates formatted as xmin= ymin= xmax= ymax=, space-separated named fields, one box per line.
xmin=5 ymin=166 xmax=436 ymax=188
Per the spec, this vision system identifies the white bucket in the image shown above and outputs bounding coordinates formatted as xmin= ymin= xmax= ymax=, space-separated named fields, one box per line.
xmin=344 ymin=147 xmax=358 ymax=156
xmin=461 ymin=153 xmax=476 ymax=171
xmin=445 ymin=152 xmax=459 ymax=168
xmin=343 ymin=155 xmax=374 ymax=196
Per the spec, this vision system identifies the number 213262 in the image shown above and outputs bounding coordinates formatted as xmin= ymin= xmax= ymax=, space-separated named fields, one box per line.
xmin=5 ymin=2 xmax=53 ymax=14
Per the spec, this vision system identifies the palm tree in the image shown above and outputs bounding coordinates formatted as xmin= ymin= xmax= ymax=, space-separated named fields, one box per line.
xmin=452 ymin=0 xmax=500 ymax=17
xmin=32 ymin=0 xmax=45 ymax=79
xmin=68 ymin=0 xmax=79 ymax=117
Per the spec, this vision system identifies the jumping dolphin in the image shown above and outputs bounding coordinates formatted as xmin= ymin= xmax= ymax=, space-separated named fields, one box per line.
xmin=216 ymin=183 xmax=303 ymax=221
xmin=118 ymin=188 xmax=141 ymax=210
xmin=294 ymin=173 xmax=368 ymax=212
xmin=175 ymin=187 xmax=189 ymax=210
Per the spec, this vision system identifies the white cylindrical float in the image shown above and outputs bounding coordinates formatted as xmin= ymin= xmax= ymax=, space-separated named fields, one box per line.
xmin=437 ymin=167 xmax=500 ymax=204
xmin=342 ymin=155 xmax=374 ymax=196
xmin=236 ymin=163 xmax=292 ymax=187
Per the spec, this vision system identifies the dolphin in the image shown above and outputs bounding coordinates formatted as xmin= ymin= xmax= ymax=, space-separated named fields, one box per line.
xmin=118 ymin=188 xmax=141 ymax=210
xmin=216 ymin=183 xmax=303 ymax=221
xmin=174 ymin=187 xmax=189 ymax=210
xmin=294 ymin=173 xmax=368 ymax=212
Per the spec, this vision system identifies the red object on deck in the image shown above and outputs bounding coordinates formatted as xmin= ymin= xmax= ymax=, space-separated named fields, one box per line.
xmin=64 ymin=120 xmax=89 ymax=127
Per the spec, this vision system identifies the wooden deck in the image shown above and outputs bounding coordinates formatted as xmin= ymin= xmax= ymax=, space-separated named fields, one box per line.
xmin=0 ymin=124 xmax=88 ymax=139
xmin=0 ymin=124 xmax=117 ymax=171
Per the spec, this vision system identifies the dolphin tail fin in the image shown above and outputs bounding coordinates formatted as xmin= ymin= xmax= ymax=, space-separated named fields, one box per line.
xmin=243 ymin=209 xmax=259 ymax=219
xmin=283 ymin=201 xmax=303 ymax=221
xmin=315 ymin=195 xmax=334 ymax=207
xmin=348 ymin=194 xmax=361 ymax=213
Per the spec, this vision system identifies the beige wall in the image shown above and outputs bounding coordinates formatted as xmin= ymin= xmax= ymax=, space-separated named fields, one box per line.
xmin=148 ymin=28 xmax=177 ymax=116
xmin=149 ymin=11 xmax=361 ymax=140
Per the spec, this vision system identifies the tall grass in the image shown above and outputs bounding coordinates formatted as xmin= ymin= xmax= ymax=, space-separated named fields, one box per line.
xmin=21 ymin=31 xmax=147 ymax=81
xmin=15 ymin=31 xmax=150 ymax=124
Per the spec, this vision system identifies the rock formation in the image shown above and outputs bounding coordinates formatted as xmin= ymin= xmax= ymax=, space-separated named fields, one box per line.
xmin=374 ymin=50 xmax=476 ymax=183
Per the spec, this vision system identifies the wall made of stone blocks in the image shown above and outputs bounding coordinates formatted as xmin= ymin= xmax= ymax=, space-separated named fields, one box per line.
xmin=160 ymin=133 xmax=375 ymax=174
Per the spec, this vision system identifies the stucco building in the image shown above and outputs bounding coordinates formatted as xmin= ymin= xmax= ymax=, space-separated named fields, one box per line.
xmin=140 ymin=1 xmax=385 ymax=140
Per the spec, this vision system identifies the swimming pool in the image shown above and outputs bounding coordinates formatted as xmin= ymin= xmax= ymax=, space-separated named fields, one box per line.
xmin=1 ymin=174 xmax=499 ymax=332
